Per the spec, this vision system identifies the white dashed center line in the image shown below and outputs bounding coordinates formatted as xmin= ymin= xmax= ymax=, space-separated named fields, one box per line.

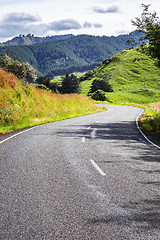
xmin=90 ymin=159 xmax=106 ymax=176
xmin=91 ymin=128 xmax=97 ymax=139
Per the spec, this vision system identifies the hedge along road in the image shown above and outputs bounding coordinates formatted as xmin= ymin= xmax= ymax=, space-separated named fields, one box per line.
xmin=0 ymin=105 xmax=160 ymax=240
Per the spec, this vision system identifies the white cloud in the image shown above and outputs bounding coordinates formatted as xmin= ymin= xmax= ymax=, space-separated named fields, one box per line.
xmin=0 ymin=11 xmax=104 ymax=40
xmin=49 ymin=19 xmax=82 ymax=31
xmin=93 ymin=6 xmax=120 ymax=14
xmin=3 ymin=12 xmax=41 ymax=23
xmin=83 ymin=22 xmax=92 ymax=28
xmin=93 ymin=23 xmax=103 ymax=28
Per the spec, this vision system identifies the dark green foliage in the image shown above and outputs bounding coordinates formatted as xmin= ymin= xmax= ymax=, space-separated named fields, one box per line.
xmin=0 ymin=31 xmax=141 ymax=77
xmin=49 ymin=82 xmax=59 ymax=93
xmin=61 ymin=73 xmax=80 ymax=94
xmin=37 ymin=76 xmax=50 ymax=88
xmin=131 ymin=4 xmax=160 ymax=65
xmin=37 ymin=76 xmax=60 ymax=93
xmin=79 ymin=71 xmax=95 ymax=82
xmin=91 ymin=90 xmax=107 ymax=101
xmin=89 ymin=79 xmax=113 ymax=94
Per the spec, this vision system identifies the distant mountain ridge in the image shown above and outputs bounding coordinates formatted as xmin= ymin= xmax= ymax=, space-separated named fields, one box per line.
xmin=0 ymin=31 xmax=143 ymax=77
xmin=0 ymin=34 xmax=74 ymax=46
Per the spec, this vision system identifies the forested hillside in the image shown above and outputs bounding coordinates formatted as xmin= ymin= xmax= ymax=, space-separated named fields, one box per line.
xmin=0 ymin=31 xmax=142 ymax=77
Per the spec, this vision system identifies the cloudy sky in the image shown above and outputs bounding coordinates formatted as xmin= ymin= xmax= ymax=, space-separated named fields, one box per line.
xmin=0 ymin=0 xmax=160 ymax=42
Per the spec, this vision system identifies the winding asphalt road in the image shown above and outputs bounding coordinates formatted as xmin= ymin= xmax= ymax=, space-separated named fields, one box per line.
xmin=0 ymin=105 xmax=160 ymax=240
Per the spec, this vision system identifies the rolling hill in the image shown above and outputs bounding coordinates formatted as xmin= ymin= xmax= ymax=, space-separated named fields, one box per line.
xmin=80 ymin=47 xmax=160 ymax=104
xmin=0 ymin=31 xmax=142 ymax=78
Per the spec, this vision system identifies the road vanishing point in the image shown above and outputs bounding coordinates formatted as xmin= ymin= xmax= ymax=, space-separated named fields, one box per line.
xmin=0 ymin=105 xmax=160 ymax=240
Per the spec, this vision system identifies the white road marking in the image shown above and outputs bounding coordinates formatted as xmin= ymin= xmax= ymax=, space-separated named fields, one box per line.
xmin=91 ymin=128 xmax=97 ymax=139
xmin=136 ymin=109 xmax=160 ymax=150
xmin=0 ymin=126 xmax=39 ymax=145
xmin=82 ymin=137 xmax=85 ymax=143
xmin=90 ymin=159 xmax=106 ymax=176
xmin=87 ymin=126 xmax=91 ymax=129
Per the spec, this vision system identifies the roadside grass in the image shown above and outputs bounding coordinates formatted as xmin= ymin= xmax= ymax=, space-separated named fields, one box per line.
xmin=0 ymin=69 xmax=104 ymax=134
xmin=139 ymin=103 xmax=160 ymax=136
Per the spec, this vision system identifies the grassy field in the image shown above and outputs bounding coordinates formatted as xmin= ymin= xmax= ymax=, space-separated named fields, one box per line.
xmin=80 ymin=48 xmax=160 ymax=104
xmin=0 ymin=69 xmax=104 ymax=134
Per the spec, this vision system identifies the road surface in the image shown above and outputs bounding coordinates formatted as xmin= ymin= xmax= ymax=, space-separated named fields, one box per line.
xmin=0 ymin=105 xmax=160 ymax=239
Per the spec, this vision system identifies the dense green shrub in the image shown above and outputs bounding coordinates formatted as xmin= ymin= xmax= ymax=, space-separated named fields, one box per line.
xmin=91 ymin=89 xmax=107 ymax=101
xmin=89 ymin=79 xmax=113 ymax=94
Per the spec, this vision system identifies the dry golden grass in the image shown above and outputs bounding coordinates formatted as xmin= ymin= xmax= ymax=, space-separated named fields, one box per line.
xmin=0 ymin=68 xmax=102 ymax=134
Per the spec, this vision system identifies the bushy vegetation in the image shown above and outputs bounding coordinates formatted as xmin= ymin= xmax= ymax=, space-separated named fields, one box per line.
xmin=0 ymin=55 xmax=36 ymax=82
xmin=89 ymin=79 xmax=113 ymax=94
xmin=0 ymin=68 xmax=103 ymax=134
xmin=91 ymin=90 xmax=107 ymax=101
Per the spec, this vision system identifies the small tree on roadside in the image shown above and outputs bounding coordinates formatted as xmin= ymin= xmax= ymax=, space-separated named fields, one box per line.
xmin=37 ymin=76 xmax=50 ymax=88
xmin=91 ymin=89 xmax=107 ymax=101
xmin=89 ymin=79 xmax=113 ymax=94
xmin=61 ymin=73 xmax=80 ymax=94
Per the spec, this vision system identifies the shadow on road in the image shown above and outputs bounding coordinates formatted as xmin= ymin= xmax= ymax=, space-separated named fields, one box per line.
xmin=56 ymin=121 xmax=160 ymax=163
xmin=87 ymin=198 xmax=160 ymax=229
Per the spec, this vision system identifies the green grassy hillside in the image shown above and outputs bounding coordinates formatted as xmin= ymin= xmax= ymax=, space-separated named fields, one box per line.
xmin=0 ymin=68 xmax=102 ymax=134
xmin=80 ymin=48 xmax=160 ymax=104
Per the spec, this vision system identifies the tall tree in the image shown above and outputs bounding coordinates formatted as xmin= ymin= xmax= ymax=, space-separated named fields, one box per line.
xmin=61 ymin=74 xmax=80 ymax=94
xmin=131 ymin=4 xmax=160 ymax=65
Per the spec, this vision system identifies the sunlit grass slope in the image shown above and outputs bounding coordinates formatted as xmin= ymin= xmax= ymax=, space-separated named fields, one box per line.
xmin=0 ymin=69 xmax=102 ymax=134
xmin=80 ymin=48 xmax=160 ymax=104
